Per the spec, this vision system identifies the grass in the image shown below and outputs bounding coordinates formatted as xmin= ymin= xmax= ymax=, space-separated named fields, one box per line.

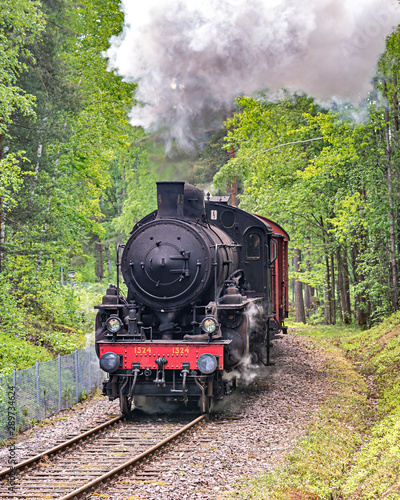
xmin=223 ymin=315 xmax=400 ymax=500
xmin=0 ymin=332 xmax=52 ymax=373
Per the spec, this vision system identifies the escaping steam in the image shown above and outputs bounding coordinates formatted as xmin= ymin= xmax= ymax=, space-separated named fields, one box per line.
xmin=106 ymin=0 xmax=400 ymax=149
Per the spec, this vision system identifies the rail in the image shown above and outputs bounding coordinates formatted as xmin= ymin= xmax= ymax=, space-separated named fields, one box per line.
xmin=0 ymin=413 xmax=206 ymax=499
xmin=60 ymin=414 xmax=205 ymax=500
xmin=0 ymin=415 xmax=122 ymax=478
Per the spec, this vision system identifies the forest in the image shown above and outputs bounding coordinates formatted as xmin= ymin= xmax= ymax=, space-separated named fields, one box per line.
xmin=1 ymin=0 xmax=400 ymax=372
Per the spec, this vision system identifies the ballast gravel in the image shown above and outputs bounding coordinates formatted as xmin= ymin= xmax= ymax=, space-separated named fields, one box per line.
xmin=0 ymin=394 xmax=120 ymax=468
xmin=0 ymin=332 xmax=331 ymax=499
xmin=103 ymin=332 xmax=331 ymax=500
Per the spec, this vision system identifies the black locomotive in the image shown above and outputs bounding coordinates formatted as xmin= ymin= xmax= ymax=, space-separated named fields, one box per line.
xmin=95 ymin=181 xmax=289 ymax=414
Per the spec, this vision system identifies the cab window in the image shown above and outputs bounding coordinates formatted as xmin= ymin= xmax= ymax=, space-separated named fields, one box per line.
xmin=246 ymin=233 xmax=261 ymax=259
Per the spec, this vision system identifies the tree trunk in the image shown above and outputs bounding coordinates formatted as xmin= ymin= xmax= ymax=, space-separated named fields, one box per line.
xmin=330 ymin=253 xmax=336 ymax=324
xmin=393 ymin=68 xmax=399 ymax=134
xmin=105 ymin=244 xmax=113 ymax=281
xmin=294 ymin=249 xmax=306 ymax=324
xmin=336 ymin=247 xmax=344 ymax=322
xmin=342 ymin=246 xmax=352 ymax=323
xmin=392 ymin=68 xmax=400 ymax=267
xmin=35 ymin=151 xmax=59 ymax=279
xmin=351 ymin=244 xmax=360 ymax=324
xmin=35 ymin=121 xmax=69 ymax=279
xmin=98 ymin=239 xmax=104 ymax=281
xmin=351 ymin=242 xmax=369 ymax=328
xmin=337 ymin=246 xmax=352 ymax=323
xmin=384 ymin=79 xmax=399 ymax=311
xmin=94 ymin=235 xmax=104 ymax=281
xmin=304 ymin=236 xmax=312 ymax=317
xmin=291 ymin=264 xmax=295 ymax=306
xmin=0 ymin=134 xmax=2 ymax=273
xmin=324 ymin=254 xmax=332 ymax=324
xmin=320 ymin=218 xmax=334 ymax=324
xmin=304 ymin=284 xmax=312 ymax=317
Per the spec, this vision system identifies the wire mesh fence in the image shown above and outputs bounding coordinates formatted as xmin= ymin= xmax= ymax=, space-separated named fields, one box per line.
xmin=0 ymin=346 xmax=105 ymax=441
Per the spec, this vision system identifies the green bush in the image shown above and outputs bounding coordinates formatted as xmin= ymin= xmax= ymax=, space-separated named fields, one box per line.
xmin=0 ymin=278 xmax=25 ymax=335
xmin=0 ymin=260 xmax=100 ymax=372
xmin=0 ymin=333 xmax=51 ymax=374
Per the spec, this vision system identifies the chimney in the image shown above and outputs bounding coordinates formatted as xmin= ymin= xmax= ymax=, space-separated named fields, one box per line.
xmin=156 ymin=181 xmax=184 ymax=218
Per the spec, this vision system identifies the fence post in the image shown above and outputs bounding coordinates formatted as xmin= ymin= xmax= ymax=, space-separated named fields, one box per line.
xmin=12 ymin=368 xmax=16 ymax=407
xmin=12 ymin=368 xmax=17 ymax=430
xmin=58 ymin=354 xmax=62 ymax=411
xmin=88 ymin=348 xmax=92 ymax=393
xmin=36 ymin=360 xmax=40 ymax=421
xmin=74 ymin=348 xmax=79 ymax=403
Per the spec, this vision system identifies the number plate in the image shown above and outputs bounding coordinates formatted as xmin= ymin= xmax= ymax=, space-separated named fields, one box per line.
xmin=99 ymin=343 xmax=225 ymax=370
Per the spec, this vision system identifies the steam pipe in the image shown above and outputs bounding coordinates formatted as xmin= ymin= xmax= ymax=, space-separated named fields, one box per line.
xmin=181 ymin=367 xmax=189 ymax=404
xmin=194 ymin=377 xmax=206 ymax=413
xmin=119 ymin=377 xmax=129 ymax=401
xmin=129 ymin=368 xmax=140 ymax=398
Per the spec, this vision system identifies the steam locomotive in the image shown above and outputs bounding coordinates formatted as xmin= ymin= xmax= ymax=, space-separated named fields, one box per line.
xmin=95 ymin=182 xmax=289 ymax=414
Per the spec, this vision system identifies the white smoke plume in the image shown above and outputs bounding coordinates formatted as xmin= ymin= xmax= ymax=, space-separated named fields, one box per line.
xmin=106 ymin=0 xmax=400 ymax=149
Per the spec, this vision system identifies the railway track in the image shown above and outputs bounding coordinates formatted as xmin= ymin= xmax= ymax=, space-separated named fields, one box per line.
xmin=0 ymin=412 xmax=205 ymax=499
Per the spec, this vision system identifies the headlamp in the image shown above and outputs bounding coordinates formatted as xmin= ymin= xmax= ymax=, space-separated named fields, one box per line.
xmin=200 ymin=316 xmax=218 ymax=334
xmin=100 ymin=352 xmax=121 ymax=373
xmin=197 ymin=353 xmax=218 ymax=374
xmin=105 ymin=315 xmax=123 ymax=333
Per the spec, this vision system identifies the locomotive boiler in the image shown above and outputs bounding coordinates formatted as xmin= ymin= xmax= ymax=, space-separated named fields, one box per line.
xmin=95 ymin=182 xmax=289 ymax=414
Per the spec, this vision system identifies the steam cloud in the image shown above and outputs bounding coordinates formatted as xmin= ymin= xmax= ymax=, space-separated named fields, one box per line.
xmin=106 ymin=0 xmax=400 ymax=148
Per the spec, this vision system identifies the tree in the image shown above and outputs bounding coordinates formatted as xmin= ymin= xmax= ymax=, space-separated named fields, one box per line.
xmin=2 ymin=0 xmax=140 ymax=281
xmin=0 ymin=0 xmax=45 ymax=271
xmin=214 ymin=93 xmax=389 ymax=325
xmin=0 ymin=0 xmax=44 ymax=134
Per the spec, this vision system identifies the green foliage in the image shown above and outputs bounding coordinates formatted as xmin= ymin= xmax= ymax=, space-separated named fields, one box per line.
xmin=78 ymin=390 xmax=89 ymax=403
xmin=0 ymin=0 xmax=44 ymax=132
xmin=191 ymin=127 xmax=230 ymax=190
xmin=214 ymin=71 xmax=400 ymax=324
xmin=113 ymin=148 xmax=157 ymax=237
xmin=0 ymin=332 xmax=51 ymax=374
xmin=229 ymin=317 xmax=400 ymax=500
xmin=341 ymin=311 xmax=400 ymax=414
xmin=33 ymin=326 xmax=86 ymax=356
xmin=340 ymin=408 xmax=400 ymax=500
xmin=0 ymin=273 xmax=24 ymax=334
xmin=3 ymin=259 xmax=84 ymax=326
xmin=0 ymin=152 xmax=28 ymax=209
xmin=2 ymin=0 xmax=141 ymax=280
xmin=337 ymin=313 xmax=400 ymax=499
xmin=0 ymin=259 xmax=96 ymax=372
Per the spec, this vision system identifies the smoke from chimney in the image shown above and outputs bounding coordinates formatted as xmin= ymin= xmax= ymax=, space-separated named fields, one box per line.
xmin=106 ymin=0 xmax=400 ymax=149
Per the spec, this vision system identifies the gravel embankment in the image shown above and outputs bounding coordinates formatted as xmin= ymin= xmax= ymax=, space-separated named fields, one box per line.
xmin=0 ymin=396 xmax=120 ymax=468
xmin=0 ymin=332 xmax=331 ymax=499
xmin=104 ymin=332 xmax=330 ymax=500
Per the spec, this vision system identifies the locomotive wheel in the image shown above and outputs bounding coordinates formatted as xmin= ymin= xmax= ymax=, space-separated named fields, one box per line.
xmin=120 ymin=395 xmax=132 ymax=416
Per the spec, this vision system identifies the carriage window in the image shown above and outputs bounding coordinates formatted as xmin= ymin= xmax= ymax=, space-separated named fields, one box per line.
xmin=246 ymin=233 xmax=261 ymax=259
